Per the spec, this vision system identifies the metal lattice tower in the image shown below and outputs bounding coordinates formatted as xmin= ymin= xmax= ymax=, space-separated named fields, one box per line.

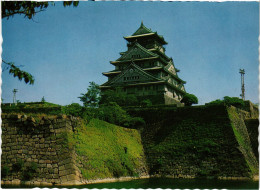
xmin=12 ymin=89 xmax=18 ymax=105
xmin=239 ymin=69 xmax=245 ymax=100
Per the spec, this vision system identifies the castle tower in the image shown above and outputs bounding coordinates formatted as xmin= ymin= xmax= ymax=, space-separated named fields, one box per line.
xmin=100 ymin=22 xmax=186 ymax=106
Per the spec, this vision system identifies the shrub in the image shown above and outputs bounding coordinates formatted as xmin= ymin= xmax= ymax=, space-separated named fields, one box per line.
xmin=141 ymin=99 xmax=152 ymax=107
xmin=12 ymin=159 xmax=24 ymax=172
xmin=29 ymin=162 xmax=38 ymax=172
xmin=1 ymin=165 xmax=10 ymax=178
xmin=96 ymin=102 xmax=145 ymax=128
xmin=223 ymin=96 xmax=245 ymax=107
xmin=125 ymin=117 xmax=145 ymax=128
xmin=62 ymin=103 xmax=83 ymax=117
xmin=181 ymin=93 xmax=198 ymax=106
xmin=98 ymin=102 xmax=129 ymax=126
xmin=100 ymin=89 xmax=138 ymax=107
xmin=207 ymin=96 xmax=245 ymax=107
xmin=22 ymin=162 xmax=38 ymax=181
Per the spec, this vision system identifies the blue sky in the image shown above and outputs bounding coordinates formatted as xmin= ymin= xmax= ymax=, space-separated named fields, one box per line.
xmin=2 ymin=1 xmax=259 ymax=105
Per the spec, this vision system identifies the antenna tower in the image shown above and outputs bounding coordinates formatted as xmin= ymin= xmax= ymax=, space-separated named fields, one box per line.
xmin=12 ymin=89 xmax=18 ymax=105
xmin=239 ymin=69 xmax=245 ymax=100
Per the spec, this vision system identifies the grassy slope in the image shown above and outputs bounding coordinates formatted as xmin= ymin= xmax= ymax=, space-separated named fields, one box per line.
xmin=72 ymin=119 xmax=147 ymax=180
xmin=227 ymin=106 xmax=258 ymax=176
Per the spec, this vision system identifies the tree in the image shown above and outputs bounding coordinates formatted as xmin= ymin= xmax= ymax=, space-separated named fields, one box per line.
xmin=223 ymin=96 xmax=245 ymax=107
xmin=62 ymin=103 xmax=83 ymax=117
xmin=141 ymin=99 xmax=152 ymax=107
xmin=2 ymin=1 xmax=79 ymax=20
xmin=2 ymin=60 xmax=35 ymax=85
xmin=41 ymin=96 xmax=45 ymax=103
xmin=100 ymin=88 xmax=138 ymax=107
xmin=2 ymin=1 xmax=79 ymax=84
xmin=78 ymin=82 xmax=101 ymax=108
xmin=98 ymin=102 xmax=145 ymax=128
xmin=207 ymin=96 xmax=244 ymax=107
xmin=181 ymin=93 xmax=198 ymax=106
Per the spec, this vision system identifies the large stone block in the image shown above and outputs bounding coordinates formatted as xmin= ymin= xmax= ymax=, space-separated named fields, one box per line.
xmin=11 ymin=179 xmax=21 ymax=185
xmin=66 ymin=174 xmax=80 ymax=181
xmin=59 ymin=170 xmax=70 ymax=176
xmin=60 ymin=175 xmax=68 ymax=183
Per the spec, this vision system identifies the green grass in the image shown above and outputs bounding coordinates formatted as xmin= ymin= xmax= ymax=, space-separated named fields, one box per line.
xmin=70 ymin=119 xmax=146 ymax=180
xmin=227 ymin=107 xmax=258 ymax=175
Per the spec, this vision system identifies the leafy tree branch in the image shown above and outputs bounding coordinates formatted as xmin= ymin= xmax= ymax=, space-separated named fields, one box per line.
xmin=2 ymin=60 xmax=35 ymax=85
xmin=2 ymin=1 xmax=79 ymax=20
xmin=2 ymin=1 xmax=79 ymax=84
xmin=79 ymin=82 xmax=101 ymax=108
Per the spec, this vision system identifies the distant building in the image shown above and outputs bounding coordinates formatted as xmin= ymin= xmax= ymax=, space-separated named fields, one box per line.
xmin=100 ymin=22 xmax=186 ymax=105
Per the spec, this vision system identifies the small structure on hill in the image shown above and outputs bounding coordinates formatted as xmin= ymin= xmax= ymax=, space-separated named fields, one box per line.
xmin=239 ymin=69 xmax=245 ymax=100
xmin=100 ymin=22 xmax=187 ymax=105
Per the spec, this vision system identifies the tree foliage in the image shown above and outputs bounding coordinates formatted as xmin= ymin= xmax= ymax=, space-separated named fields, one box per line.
xmin=2 ymin=1 xmax=79 ymax=84
xmin=181 ymin=93 xmax=198 ymax=106
xmin=100 ymin=88 xmax=139 ymax=107
xmin=41 ymin=96 xmax=46 ymax=103
xmin=208 ymin=96 xmax=245 ymax=107
xmin=98 ymin=102 xmax=145 ymax=128
xmin=2 ymin=1 xmax=79 ymax=20
xmin=62 ymin=103 xmax=83 ymax=117
xmin=79 ymin=82 xmax=101 ymax=108
xmin=3 ymin=60 xmax=35 ymax=85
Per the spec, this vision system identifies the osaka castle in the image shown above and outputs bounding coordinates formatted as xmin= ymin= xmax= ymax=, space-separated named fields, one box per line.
xmin=100 ymin=22 xmax=186 ymax=106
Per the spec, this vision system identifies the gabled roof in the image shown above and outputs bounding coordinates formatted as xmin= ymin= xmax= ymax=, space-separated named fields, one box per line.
xmin=124 ymin=22 xmax=168 ymax=45
xmin=101 ymin=62 xmax=162 ymax=87
xmin=149 ymin=48 xmax=171 ymax=62
xmin=116 ymin=42 xmax=159 ymax=62
xmin=132 ymin=21 xmax=153 ymax=36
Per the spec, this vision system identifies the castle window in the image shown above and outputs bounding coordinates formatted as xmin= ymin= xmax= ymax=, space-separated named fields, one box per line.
xmin=132 ymin=54 xmax=141 ymax=59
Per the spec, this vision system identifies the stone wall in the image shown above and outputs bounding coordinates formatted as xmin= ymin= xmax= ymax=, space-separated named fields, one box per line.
xmin=127 ymin=105 xmax=258 ymax=179
xmin=244 ymin=118 xmax=259 ymax=159
xmin=1 ymin=103 xmax=258 ymax=186
xmin=1 ymin=113 xmax=148 ymax=186
xmin=164 ymin=94 xmax=184 ymax=107
xmin=1 ymin=114 xmax=82 ymax=186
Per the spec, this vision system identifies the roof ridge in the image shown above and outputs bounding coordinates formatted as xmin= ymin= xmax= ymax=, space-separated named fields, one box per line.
xmin=130 ymin=62 xmax=161 ymax=81
xmin=116 ymin=42 xmax=158 ymax=61
xmin=132 ymin=22 xmax=154 ymax=36
xmin=102 ymin=62 xmax=161 ymax=86
xmin=135 ymin=42 xmax=158 ymax=57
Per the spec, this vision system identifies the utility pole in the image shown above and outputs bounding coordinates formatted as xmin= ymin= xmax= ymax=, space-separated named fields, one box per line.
xmin=239 ymin=69 xmax=245 ymax=100
xmin=12 ymin=89 xmax=18 ymax=105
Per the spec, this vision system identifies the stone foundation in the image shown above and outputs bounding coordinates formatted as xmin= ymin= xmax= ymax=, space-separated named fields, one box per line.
xmin=1 ymin=114 xmax=83 ymax=185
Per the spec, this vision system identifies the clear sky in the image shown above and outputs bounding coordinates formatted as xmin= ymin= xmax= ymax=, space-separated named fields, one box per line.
xmin=1 ymin=1 xmax=259 ymax=105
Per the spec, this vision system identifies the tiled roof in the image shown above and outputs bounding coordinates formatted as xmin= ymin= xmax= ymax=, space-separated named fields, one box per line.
xmin=116 ymin=42 xmax=159 ymax=62
xmin=101 ymin=62 xmax=162 ymax=87
xmin=132 ymin=22 xmax=154 ymax=36
xmin=124 ymin=22 xmax=168 ymax=45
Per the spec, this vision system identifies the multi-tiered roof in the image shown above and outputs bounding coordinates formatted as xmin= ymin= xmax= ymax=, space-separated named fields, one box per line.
xmin=100 ymin=22 xmax=186 ymax=105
